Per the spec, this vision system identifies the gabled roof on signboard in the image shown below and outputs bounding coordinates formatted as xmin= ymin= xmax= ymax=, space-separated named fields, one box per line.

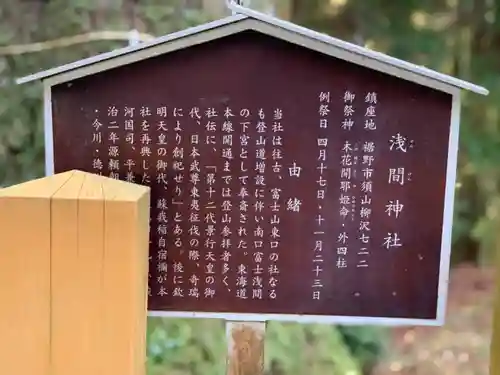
xmin=16 ymin=2 xmax=488 ymax=96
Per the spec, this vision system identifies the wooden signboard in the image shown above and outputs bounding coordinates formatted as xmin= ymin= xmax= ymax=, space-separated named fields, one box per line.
xmin=46 ymin=30 xmax=457 ymax=326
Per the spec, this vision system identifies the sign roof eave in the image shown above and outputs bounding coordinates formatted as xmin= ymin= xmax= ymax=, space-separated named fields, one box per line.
xmin=16 ymin=5 xmax=488 ymax=96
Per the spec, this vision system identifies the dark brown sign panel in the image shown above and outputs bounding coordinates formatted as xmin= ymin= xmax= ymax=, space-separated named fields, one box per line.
xmin=51 ymin=30 xmax=452 ymax=322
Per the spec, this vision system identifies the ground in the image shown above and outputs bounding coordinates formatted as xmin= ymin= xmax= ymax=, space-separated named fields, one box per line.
xmin=373 ymin=263 xmax=495 ymax=375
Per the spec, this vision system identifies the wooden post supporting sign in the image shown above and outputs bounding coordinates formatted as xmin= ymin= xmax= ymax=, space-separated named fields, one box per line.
xmin=489 ymin=206 xmax=500 ymax=375
xmin=226 ymin=321 xmax=266 ymax=375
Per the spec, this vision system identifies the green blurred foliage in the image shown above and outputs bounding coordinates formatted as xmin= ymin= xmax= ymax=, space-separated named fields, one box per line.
xmin=0 ymin=0 xmax=497 ymax=373
xmin=146 ymin=318 xmax=386 ymax=374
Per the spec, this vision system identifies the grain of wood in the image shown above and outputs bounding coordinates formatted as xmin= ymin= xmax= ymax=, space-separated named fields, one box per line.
xmin=0 ymin=170 xmax=151 ymax=375
xmin=77 ymin=173 xmax=105 ymax=375
xmin=51 ymin=170 xmax=85 ymax=375
xmin=0 ymin=172 xmax=73 ymax=375
xmin=101 ymin=175 xmax=151 ymax=375
xmin=226 ymin=321 xmax=266 ymax=375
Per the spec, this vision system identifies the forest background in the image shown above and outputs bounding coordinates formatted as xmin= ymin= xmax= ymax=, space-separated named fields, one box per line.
xmin=0 ymin=0 xmax=498 ymax=374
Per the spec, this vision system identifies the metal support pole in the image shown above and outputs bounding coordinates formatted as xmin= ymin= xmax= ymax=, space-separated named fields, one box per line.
xmin=227 ymin=0 xmax=276 ymax=17
xmin=229 ymin=0 xmax=248 ymax=15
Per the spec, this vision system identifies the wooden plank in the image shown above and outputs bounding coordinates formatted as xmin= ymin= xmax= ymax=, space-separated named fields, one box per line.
xmin=226 ymin=321 xmax=266 ymax=375
xmin=0 ymin=172 xmax=72 ymax=375
xmin=0 ymin=196 xmax=51 ymax=375
xmin=101 ymin=178 xmax=150 ymax=375
xmin=0 ymin=170 xmax=150 ymax=375
xmin=77 ymin=172 xmax=105 ymax=375
xmin=51 ymin=170 xmax=85 ymax=375
xmin=134 ymin=192 xmax=152 ymax=375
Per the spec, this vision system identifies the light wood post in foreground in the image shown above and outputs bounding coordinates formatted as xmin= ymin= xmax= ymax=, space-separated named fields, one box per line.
xmin=0 ymin=170 xmax=151 ymax=375
xmin=226 ymin=321 xmax=266 ymax=375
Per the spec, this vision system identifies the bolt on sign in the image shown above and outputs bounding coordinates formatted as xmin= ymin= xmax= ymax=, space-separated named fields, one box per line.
xmin=18 ymin=6 xmax=488 ymax=326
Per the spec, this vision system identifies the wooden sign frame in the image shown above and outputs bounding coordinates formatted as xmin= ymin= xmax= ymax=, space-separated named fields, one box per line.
xmin=18 ymin=4 xmax=488 ymax=328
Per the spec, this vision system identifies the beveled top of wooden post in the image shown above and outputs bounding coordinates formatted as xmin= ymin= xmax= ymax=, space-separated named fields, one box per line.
xmin=0 ymin=170 xmax=150 ymax=201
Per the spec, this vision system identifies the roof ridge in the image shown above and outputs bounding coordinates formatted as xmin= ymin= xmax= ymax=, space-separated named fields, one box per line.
xmin=16 ymin=4 xmax=488 ymax=96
